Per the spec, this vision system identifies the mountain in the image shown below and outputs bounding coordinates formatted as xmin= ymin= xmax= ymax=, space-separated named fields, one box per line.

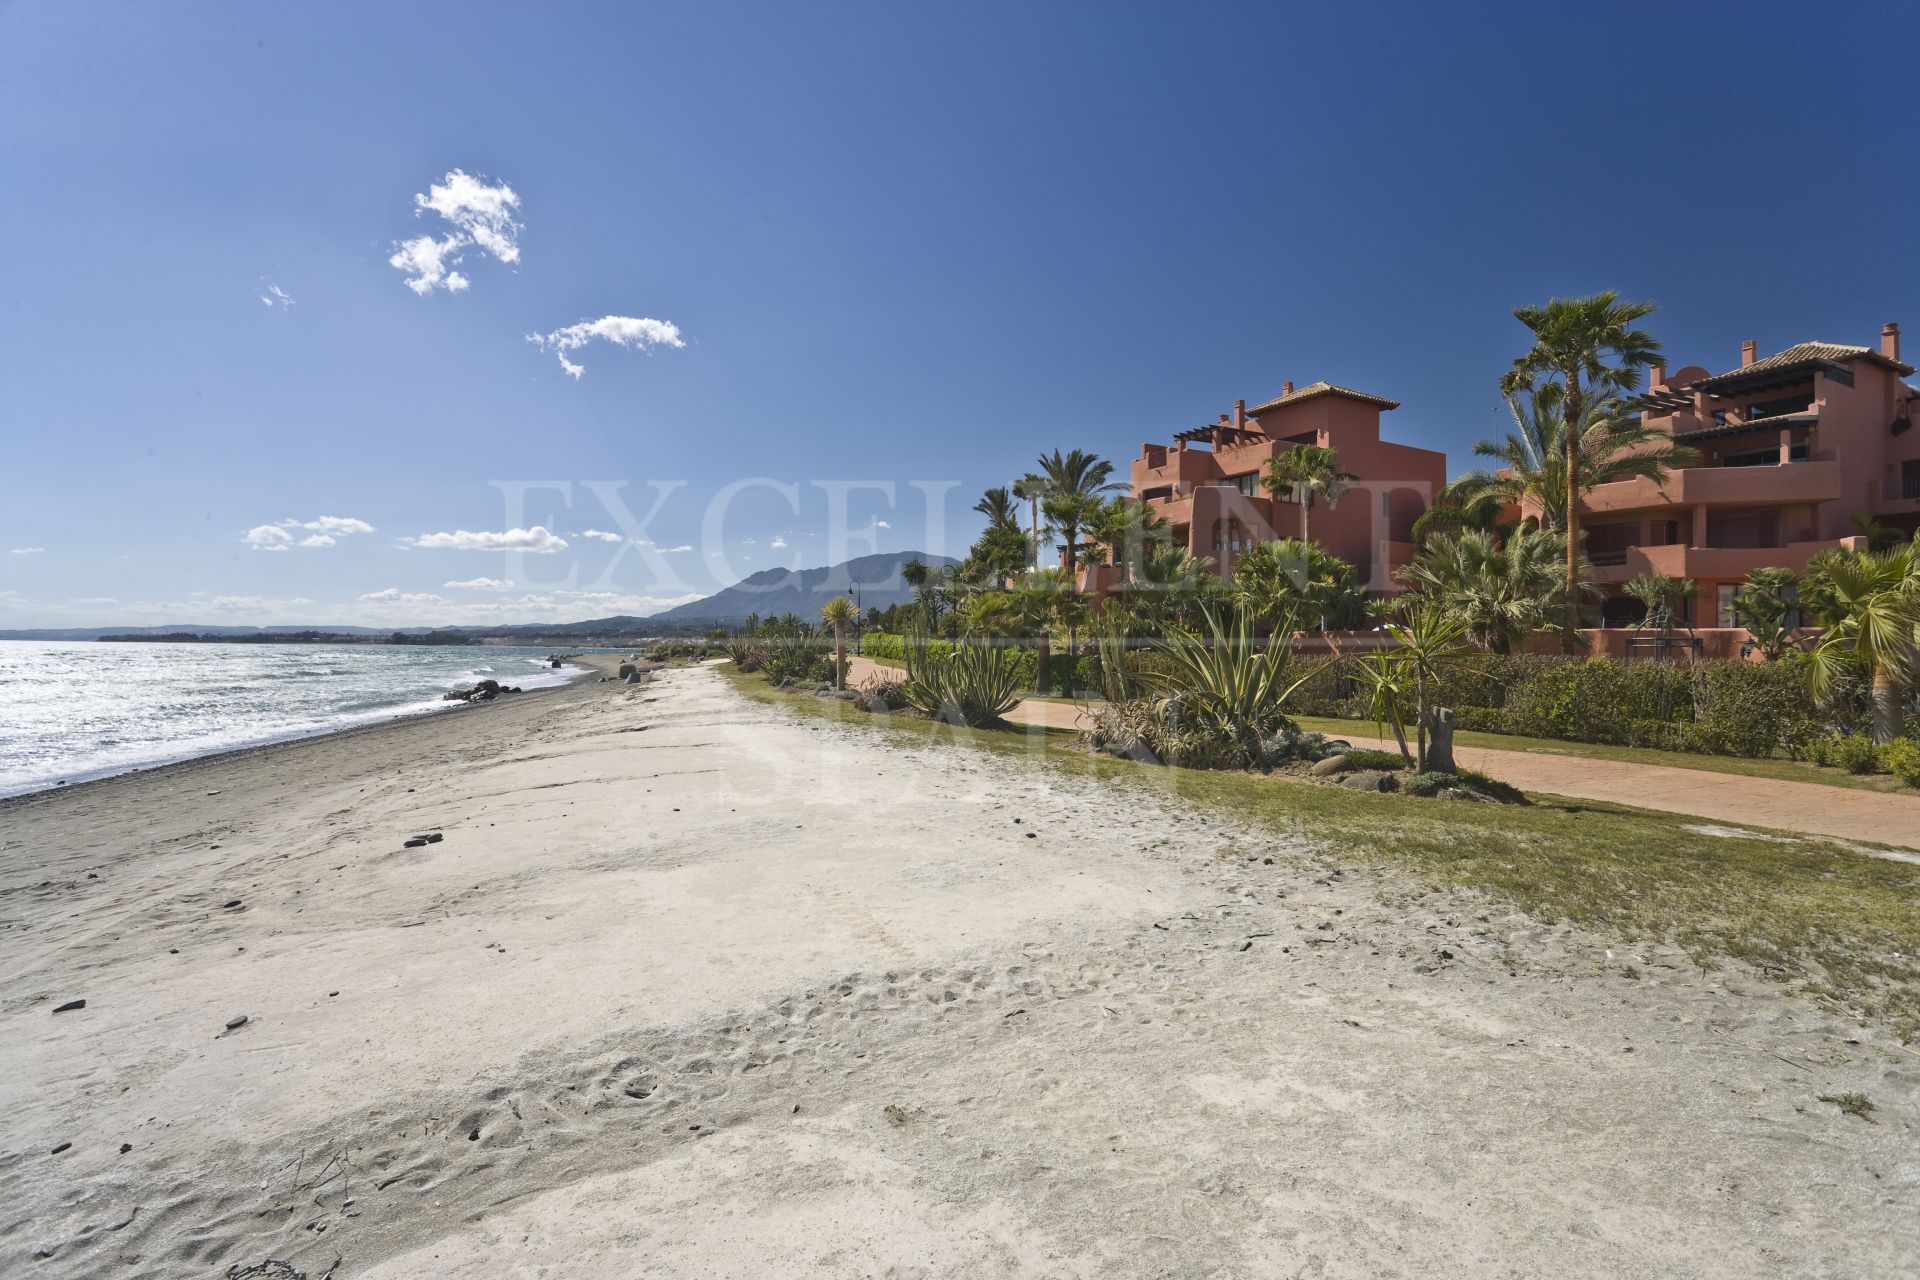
xmin=648 ymin=551 xmax=957 ymax=623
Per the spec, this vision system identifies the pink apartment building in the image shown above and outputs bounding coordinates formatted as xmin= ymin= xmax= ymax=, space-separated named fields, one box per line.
xmin=1125 ymin=380 xmax=1447 ymax=593
xmin=1580 ymin=324 xmax=1919 ymax=626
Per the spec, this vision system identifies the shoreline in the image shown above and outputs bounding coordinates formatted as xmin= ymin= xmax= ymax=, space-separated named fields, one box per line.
xmin=0 ymin=654 xmax=624 ymax=809
xmin=3 ymin=662 xmax=1914 ymax=1277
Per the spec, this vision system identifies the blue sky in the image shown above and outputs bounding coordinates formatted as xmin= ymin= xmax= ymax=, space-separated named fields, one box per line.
xmin=3 ymin=0 xmax=1916 ymax=628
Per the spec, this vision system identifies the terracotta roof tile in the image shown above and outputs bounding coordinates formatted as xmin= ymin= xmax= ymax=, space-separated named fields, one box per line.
xmin=1692 ymin=341 xmax=1914 ymax=387
xmin=1246 ymin=380 xmax=1400 ymax=413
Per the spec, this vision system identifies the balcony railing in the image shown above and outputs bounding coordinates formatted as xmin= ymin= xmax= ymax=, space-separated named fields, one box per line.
xmin=1883 ymin=475 xmax=1920 ymax=502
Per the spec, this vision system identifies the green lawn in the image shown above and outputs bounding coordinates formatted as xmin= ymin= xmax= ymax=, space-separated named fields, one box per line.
xmin=721 ymin=663 xmax=1920 ymax=1038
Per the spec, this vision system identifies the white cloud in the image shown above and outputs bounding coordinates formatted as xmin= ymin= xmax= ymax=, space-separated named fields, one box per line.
xmin=577 ymin=529 xmax=623 ymax=542
xmin=527 ymin=315 xmax=684 ymax=379
xmin=875 ymin=520 xmax=891 ymax=529
xmin=247 ymin=515 xmax=373 ymax=551
xmin=7 ymin=547 xmax=45 ymax=556
xmin=211 ymin=594 xmax=314 ymax=611
xmin=293 ymin=515 xmax=376 ymax=536
xmin=633 ymin=540 xmax=693 ymax=553
xmin=259 ymin=282 xmax=294 ymax=308
xmin=769 ymin=535 xmax=789 ymax=550
xmin=444 ymin=577 xmax=512 ymax=591
xmin=389 ymin=169 xmax=522 ymax=296
xmin=408 ymin=526 xmax=568 ymax=554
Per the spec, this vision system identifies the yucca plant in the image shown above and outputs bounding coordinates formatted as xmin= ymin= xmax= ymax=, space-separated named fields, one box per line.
xmin=1348 ymin=649 xmax=1414 ymax=764
xmin=1150 ymin=604 xmax=1323 ymax=767
xmin=1091 ymin=600 xmax=1138 ymax=703
xmin=903 ymin=629 xmax=1025 ymax=726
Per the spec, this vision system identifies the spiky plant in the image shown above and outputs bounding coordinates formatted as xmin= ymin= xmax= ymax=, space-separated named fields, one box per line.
xmin=820 ymin=595 xmax=858 ymax=689
xmin=902 ymin=630 xmax=1025 ymax=726
xmin=1150 ymin=604 xmax=1323 ymax=767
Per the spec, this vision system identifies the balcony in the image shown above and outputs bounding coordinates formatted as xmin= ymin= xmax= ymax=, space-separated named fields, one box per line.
xmin=1881 ymin=474 xmax=1920 ymax=503
xmin=1133 ymin=449 xmax=1218 ymax=490
xmin=1580 ymin=460 xmax=1841 ymax=515
xmin=1589 ymin=539 xmax=1845 ymax=584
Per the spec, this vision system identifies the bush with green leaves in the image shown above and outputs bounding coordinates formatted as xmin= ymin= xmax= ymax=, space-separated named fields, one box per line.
xmin=1878 ymin=738 xmax=1920 ymax=787
xmin=1818 ymin=734 xmax=1881 ymax=774
xmin=1149 ymin=606 xmax=1323 ymax=766
xmin=1338 ymin=747 xmax=1409 ymax=771
xmin=861 ymin=631 xmax=1100 ymax=697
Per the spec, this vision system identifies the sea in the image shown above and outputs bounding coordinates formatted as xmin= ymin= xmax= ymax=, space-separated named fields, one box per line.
xmin=0 ymin=640 xmax=593 ymax=798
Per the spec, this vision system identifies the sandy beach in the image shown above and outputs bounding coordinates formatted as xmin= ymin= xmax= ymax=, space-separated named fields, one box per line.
xmin=3 ymin=658 xmax=1917 ymax=1278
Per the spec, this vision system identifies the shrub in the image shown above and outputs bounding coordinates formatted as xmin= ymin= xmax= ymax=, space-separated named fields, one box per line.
xmin=1258 ymin=730 xmax=1336 ymax=766
xmin=1685 ymin=660 xmax=1818 ymax=758
xmin=1339 ymin=747 xmax=1408 ymax=771
xmin=1879 ymin=738 xmax=1920 ymax=788
xmin=1827 ymin=734 xmax=1881 ymax=775
xmin=1149 ymin=607 xmax=1320 ymax=764
xmin=862 ymin=679 xmax=906 ymax=712
xmin=1400 ymin=771 xmax=1452 ymax=797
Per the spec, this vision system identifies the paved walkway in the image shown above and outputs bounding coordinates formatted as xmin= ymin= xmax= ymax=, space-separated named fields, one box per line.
xmin=846 ymin=655 xmax=1920 ymax=851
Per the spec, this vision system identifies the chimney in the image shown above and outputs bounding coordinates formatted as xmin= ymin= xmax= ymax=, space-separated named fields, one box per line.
xmin=1883 ymin=322 xmax=1901 ymax=362
xmin=1233 ymin=398 xmax=1245 ymax=429
xmin=1648 ymin=361 xmax=1666 ymax=391
xmin=1741 ymin=339 xmax=1757 ymax=368
xmin=1282 ymin=379 xmax=1295 ymax=396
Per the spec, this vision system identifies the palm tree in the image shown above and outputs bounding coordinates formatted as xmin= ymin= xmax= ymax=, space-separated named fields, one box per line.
xmin=1622 ymin=571 xmax=1695 ymax=626
xmin=1125 ymin=545 xmax=1220 ymax=633
xmin=1088 ymin=496 xmax=1172 ymax=583
xmin=1400 ymin=527 xmax=1589 ymax=653
xmin=1803 ymin=545 xmax=1920 ymax=742
xmin=1501 ymin=291 xmax=1663 ymax=636
xmin=1231 ymin=538 xmax=1368 ymax=634
xmin=1005 ymin=567 xmax=1081 ymax=694
xmin=1409 ymin=475 xmax=1512 ymax=542
xmin=1444 ymin=381 xmax=1696 ymax=536
xmin=1012 ymin=473 xmax=1049 ymax=573
xmin=967 ymin=488 xmax=1033 ymax=585
xmin=1033 ymin=448 xmax=1122 ymax=576
xmin=820 ymin=595 xmax=858 ymax=689
xmin=1261 ymin=444 xmax=1354 ymax=545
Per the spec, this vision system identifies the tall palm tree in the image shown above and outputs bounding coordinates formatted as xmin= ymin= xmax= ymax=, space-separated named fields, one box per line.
xmin=1443 ymin=381 xmax=1696 ymax=535
xmin=1501 ymin=291 xmax=1662 ymax=636
xmin=820 ymin=595 xmax=858 ymax=689
xmin=1012 ymin=472 xmax=1048 ymax=573
xmin=1033 ymin=448 xmax=1122 ymax=576
xmin=1399 ymin=526 xmax=1594 ymax=653
xmin=1261 ymin=444 xmax=1354 ymax=545
xmin=1803 ymin=545 xmax=1920 ymax=742
xmin=967 ymin=487 xmax=1032 ymax=585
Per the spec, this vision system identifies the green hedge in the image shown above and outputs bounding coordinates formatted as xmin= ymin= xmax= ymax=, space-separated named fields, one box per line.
xmin=1297 ymin=651 xmax=1823 ymax=760
xmin=859 ymin=632 xmax=1101 ymax=697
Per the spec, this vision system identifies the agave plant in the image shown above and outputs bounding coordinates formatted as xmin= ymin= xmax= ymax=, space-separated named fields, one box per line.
xmin=1149 ymin=604 xmax=1323 ymax=767
xmin=903 ymin=629 xmax=1025 ymax=726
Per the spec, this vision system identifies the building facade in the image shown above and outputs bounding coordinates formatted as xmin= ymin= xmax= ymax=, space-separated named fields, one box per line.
xmin=1578 ymin=324 xmax=1918 ymax=626
xmin=1125 ymin=380 xmax=1446 ymax=593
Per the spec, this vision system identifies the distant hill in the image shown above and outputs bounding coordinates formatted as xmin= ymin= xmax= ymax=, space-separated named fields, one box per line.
xmin=649 ymin=551 xmax=957 ymax=623
xmin=0 ymin=551 xmax=958 ymax=641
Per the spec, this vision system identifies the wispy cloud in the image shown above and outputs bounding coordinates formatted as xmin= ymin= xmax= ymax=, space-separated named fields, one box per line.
xmin=300 ymin=534 xmax=336 ymax=548
xmin=527 ymin=315 xmax=684 ymax=379
xmin=576 ymin=529 xmax=623 ymax=542
xmin=875 ymin=520 xmax=892 ymax=529
xmin=389 ymin=169 xmax=522 ymax=296
xmin=7 ymin=547 xmax=45 ymax=556
xmin=359 ymin=588 xmax=450 ymax=606
xmin=287 ymin=516 xmax=376 ymax=536
xmin=259 ymin=282 xmax=294 ymax=308
xmin=634 ymin=540 xmax=692 ymax=553
xmin=244 ymin=525 xmax=294 ymax=552
xmin=769 ymin=534 xmax=789 ymax=550
xmin=443 ymin=577 xmax=513 ymax=591
xmin=407 ymin=526 xmax=568 ymax=554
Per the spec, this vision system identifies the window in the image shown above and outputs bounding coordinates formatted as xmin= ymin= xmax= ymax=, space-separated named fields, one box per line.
xmin=1747 ymin=395 xmax=1809 ymax=420
xmin=1716 ymin=584 xmax=1738 ymax=629
xmin=1229 ymin=472 xmax=1258 ymax=497
xmin=1722 ymin=443 xmax=1808 ymax=467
